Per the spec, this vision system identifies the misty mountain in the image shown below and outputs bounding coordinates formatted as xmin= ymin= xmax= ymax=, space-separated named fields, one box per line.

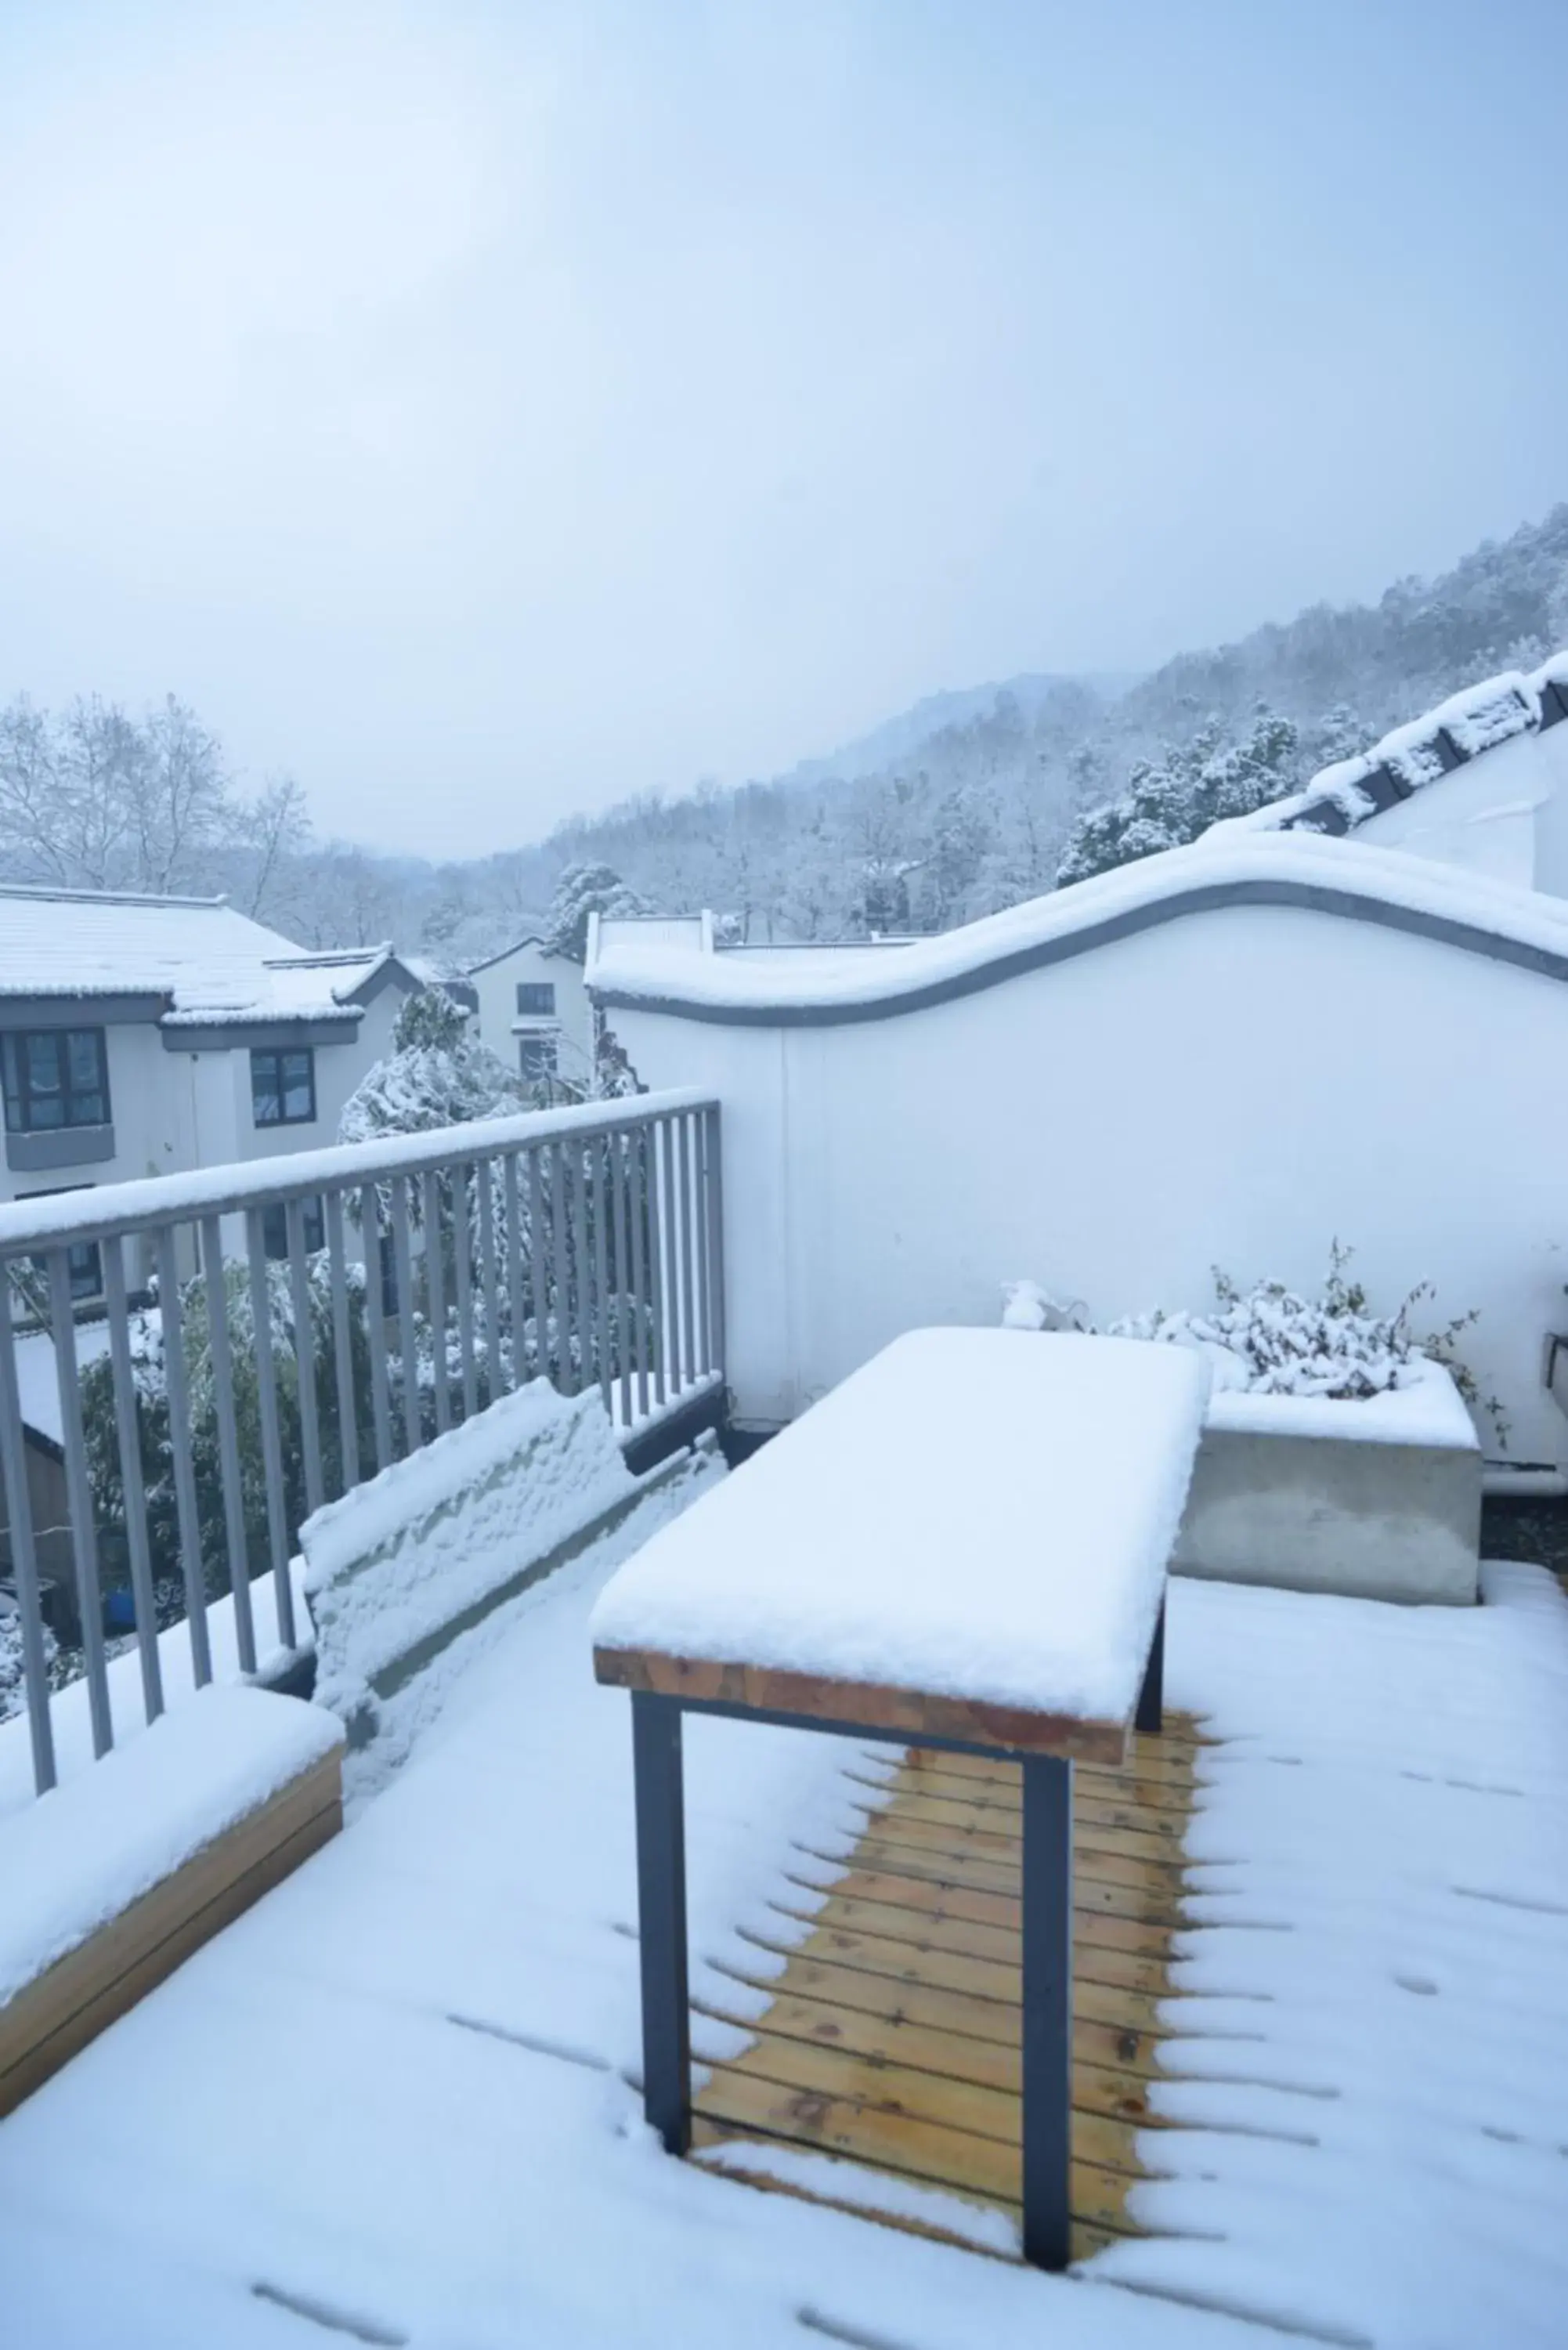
xmin=783 ymin=671 xmax=1137 ymax=790
xmin=5 ymin=506 xmax=1567 ymax=963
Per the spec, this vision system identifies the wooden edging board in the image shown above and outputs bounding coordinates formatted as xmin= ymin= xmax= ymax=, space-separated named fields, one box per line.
xmin=0 ymin=1748 xmax=341 ymax=2118
xmin=593 ymin=1646 xmax=1129 ymax=1763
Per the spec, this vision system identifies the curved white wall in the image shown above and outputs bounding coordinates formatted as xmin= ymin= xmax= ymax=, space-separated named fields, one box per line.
xmin=605 ymin=900 xmax=1568 ymax=1463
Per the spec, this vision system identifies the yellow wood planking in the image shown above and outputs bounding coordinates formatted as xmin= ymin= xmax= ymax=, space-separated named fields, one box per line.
xmin=692 ymin=1709 xmax=1207 ymax=2263
xmin=0 ymin=1748 xmax=341 ymax=2118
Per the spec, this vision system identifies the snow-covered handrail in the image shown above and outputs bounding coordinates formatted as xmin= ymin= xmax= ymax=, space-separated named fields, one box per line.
xmin=0 ymin=1089 xmax=715 ymax=1254
xmin=0 ymin=1089 xmax=724 ymax=1809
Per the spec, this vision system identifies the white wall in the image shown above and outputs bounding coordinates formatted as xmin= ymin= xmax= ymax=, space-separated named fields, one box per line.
xmin=469 ymin=942 xmax=593 ymax=1085
xmin=604 ymin=902 xmax=1568 ymax=1464
xmin=1355 ymin=722 xmax=1568 ymax=895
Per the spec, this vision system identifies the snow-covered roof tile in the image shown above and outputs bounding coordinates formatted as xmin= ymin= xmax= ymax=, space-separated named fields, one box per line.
xmin=1235 ymin=653 xmax=1566 ymax=844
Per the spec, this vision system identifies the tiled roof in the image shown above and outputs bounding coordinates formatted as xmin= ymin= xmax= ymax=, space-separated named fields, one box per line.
xmin=0 ymin=886 xmax=405 ymax=1027
xmin=1251 ymin=651 xmax=1568 ymax=842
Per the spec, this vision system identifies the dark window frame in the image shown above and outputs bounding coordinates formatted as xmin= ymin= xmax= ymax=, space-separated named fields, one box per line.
xmin=515 ymin=982 xmax=556 ymax=1017
xmin=261 ymin=1197 xmax=325 ymax=1260
xmin=2 ymin=1028 xmax=110 ymax=1135
xmin=20 ymin=1184 xmax=103 ymax=1303
xmin=250 ymin=1045 xmax=317 ymax=1128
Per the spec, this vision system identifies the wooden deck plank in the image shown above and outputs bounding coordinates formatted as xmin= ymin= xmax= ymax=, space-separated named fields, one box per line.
xmin=699 ymin=1991 xmax=1170 ymax=2102
xmin=786 ymin=1864 xmax=1175 ymax=1958
xmin=727 ymin=1942 xmax=1175 ymax=2035
xmin=692 ymin=1709 xmax=1207 ymax=2258
xmin=804 ymin=1834 xmax=1190 ymax=1923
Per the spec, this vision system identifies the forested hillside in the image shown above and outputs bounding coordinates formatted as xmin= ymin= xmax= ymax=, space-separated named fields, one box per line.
xmin=5 ymin=506 xmax=1566 ymax=961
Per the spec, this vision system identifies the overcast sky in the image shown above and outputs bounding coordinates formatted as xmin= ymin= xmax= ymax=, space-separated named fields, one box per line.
xmin=1 ymin=1 xmax=1564 ymax=860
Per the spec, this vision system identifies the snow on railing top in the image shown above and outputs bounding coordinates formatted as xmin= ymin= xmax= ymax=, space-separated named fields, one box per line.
xmin=1228 ymin=649 xmax=1568 ymax=846
xmin=0 ymin=1087 xmax=717 ymax=1255
xmin=587 ymin=830 xmax=1568 ymax=1024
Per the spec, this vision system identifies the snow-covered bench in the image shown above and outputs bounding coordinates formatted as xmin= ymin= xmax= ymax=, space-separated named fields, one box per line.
xmin=303 ymin=1379 xmax=721 ymax=1763
xmin=590 ymin=1325 xmax=1208 ymax=2272
xmin=0 ymin=1683 xmax=343 ymax=2116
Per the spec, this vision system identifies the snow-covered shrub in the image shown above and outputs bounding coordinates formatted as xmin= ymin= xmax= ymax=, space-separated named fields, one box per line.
xmin=0 ymin=1605 xmax=56 ymax=1724
xmin=341 ymin=987 xmax=530 ymax=1146
xmin=78 ymin=1256 xmax=380 ymax=1607
xmin=1000 ymin=1280 xmax=1089 ymax=1332
xmin=1003 ymin=1245 xmax=1506 ymax=1439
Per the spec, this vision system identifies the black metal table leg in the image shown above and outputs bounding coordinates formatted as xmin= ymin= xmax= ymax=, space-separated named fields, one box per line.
xmin=1021 ymin=1751 xmax=1074 ymax=2269
xmin=631 ymin=1689 xmax=690 ymax=2153
xmin=1134 ymin=1591 xmax=1166 ymax=1736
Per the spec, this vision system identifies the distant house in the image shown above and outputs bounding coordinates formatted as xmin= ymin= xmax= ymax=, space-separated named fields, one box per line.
xmin=0 ymin=884 xmax=428 ymax=1301
xmin=1226 ymin=652 xmax=1568 ymax=892
xmin=466 ymin=936 xmax=594 ymax=1094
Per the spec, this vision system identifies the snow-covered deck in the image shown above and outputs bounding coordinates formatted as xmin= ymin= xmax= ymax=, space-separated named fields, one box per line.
xmin=1 ymin=1541 xmax=1565 ymax=2349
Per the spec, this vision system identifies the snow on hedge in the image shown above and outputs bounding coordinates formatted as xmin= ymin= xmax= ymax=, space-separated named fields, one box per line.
xmin=1003 ymin=1246 xmax=1498 ymax=1438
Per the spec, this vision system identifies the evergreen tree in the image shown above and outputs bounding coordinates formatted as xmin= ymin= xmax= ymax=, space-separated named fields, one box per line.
xmin=338 ymin=988 xmax=529 ymax=1144
xmin=541 ymin=862 xmax=650 ymax=962
xmin=1056 ymin=709 xmax=1300 ymax=887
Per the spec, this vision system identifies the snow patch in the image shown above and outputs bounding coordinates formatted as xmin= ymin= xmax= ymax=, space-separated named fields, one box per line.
xmin=0 ymin=1683 xmax=341 ymax=2003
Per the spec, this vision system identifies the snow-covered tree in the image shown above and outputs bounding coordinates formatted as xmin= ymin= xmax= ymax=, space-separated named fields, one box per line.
xmin=339 ymin=987 xmax=529 ymax=1146
xmin=1056 ymin=708 xmax=1300 ymax=887
xmin=540 ymin=862 xmax=650 ymax=963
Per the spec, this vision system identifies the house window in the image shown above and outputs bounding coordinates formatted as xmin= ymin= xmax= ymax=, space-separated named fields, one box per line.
xmin=2 ymin=1029 xmax=110 ymax=1133
xmin=518 ymin=1035 xmax=558 ymax=1084
xmin=251 ymin=1047 xmax=316 ymax=1127
xmin=261 ymin=1198 xmax=325 ymax=1260
xmin=20 ymin=1186 xmax=103 ymax=1303
xmin=516 ymin=982 xmax=555 ymax=1017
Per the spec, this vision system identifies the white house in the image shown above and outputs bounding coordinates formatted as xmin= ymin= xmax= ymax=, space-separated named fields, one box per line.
xmin=0 ymin=883 xmax=426 ymax=1299
xmin=466 ymin=935 xmax=595 ymax=1095
xmin=1227 ymin=650 xmax=1568 ymax=891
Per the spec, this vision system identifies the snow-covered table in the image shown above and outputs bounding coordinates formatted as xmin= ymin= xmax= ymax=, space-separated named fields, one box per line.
xmin=591 ymin=1327 xmax=1208 ymax=2269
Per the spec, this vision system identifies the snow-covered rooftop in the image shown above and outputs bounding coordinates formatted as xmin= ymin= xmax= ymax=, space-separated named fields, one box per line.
xmin=589 ymin=828 xmax=1568 ymax=1021
xmin=0 ymin=885 xmax=408 ymax=1029
xmin=1227 ymin=649 xmax=1568 ymax=845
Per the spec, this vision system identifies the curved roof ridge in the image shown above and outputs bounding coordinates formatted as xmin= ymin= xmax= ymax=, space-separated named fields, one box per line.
xmin=590 ymin=832 xmax=1568 ymax=1028
xmin=1234 ymin=648 xmax=1568 ymax=845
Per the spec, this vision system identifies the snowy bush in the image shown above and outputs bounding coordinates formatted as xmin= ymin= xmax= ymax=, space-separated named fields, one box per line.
xmin=1003 ymin=1246 xmax=1506 ymax=1439
xmin=0 ymin=1605 xmax=57 ymax=1724
xmin=78 ymin=1257 xmax=379 ymax=1607
xmin=341 ymin=988 xmax=530 ymax=1147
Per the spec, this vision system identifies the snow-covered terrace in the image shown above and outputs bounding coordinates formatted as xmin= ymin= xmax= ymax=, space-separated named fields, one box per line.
xmin=2 ymin=1499 xmax=1565 ymax=2349
xmin=5 ymin=831 xmax=1568 ymax=2345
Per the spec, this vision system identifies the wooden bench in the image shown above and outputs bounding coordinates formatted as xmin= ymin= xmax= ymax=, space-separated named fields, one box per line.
xmin=0 ymin=1684 xmax=343 ymax=2117
xmin=591 ymin=1325 xmax=1207 ymax=2269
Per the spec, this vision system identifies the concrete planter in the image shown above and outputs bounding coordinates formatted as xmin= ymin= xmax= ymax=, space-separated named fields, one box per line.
xmin=1172 ymin=1362 xmax=1482 ymax=1605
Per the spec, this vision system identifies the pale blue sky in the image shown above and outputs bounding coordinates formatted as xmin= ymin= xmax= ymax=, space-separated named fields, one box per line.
xmin=0 ymin=0 xmax=1563 ymax=855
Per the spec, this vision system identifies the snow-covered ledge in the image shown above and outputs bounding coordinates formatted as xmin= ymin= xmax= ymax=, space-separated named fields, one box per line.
xmin=1173 ymin=1359 xmax=1483 ymax=1604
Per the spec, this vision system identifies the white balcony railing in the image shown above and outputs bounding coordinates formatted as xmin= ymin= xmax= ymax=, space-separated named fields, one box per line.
xmin=0 ymin=1090 xmax=723 ymax=1800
